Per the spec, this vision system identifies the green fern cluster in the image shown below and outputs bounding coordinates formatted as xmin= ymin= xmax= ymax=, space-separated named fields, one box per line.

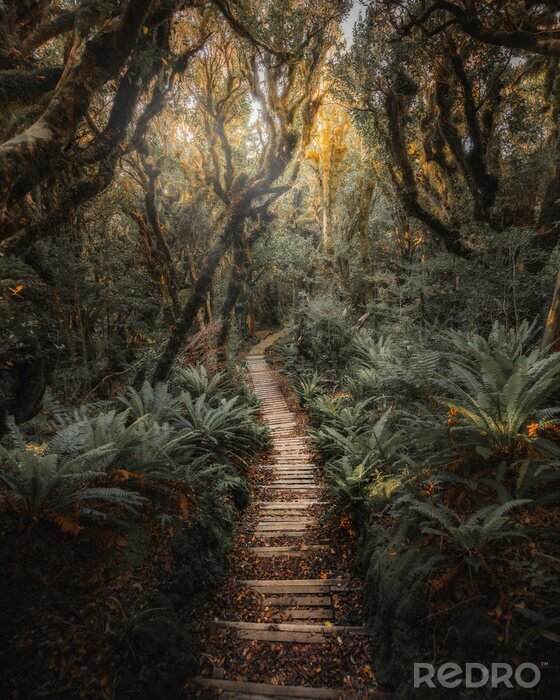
xmin=0 ymin=365 xmax=266 ymax=537
xmin=285 ymin=320 xmax=560 ymax=696
xmin=345 ymin=330 xmax=441 ymax=402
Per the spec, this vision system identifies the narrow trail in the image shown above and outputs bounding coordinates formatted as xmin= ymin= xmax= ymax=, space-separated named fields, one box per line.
xmin=192 ymin=330 xmax=383 ymax=699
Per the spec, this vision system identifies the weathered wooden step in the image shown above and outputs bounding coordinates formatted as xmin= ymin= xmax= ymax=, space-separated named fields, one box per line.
xmin=255 ymin=523 xmax=313 ymax=531
xmin=274 ymin=609 xmax=334 ymax=620
xmin=270 ymin=455 xmax=314 ymax=460
xmin=263 ymin=595 xmax=331 ymax=606
xmin=261 ymin=464 xmax=315 ymax=469
xmin=194 ymin=678 xmax=343 ymax=698
xmin=262 ymin=595 xmax=332 ymax=608
xmin=215 ymin=620 xmax=370 ymax=644
xmin=257 ymin=501 xmax=325 ymax=507
xmin=273 ymin=479 xmax=316 ymax=484
xmin=258 ymin=485 xmax=320 ymax=491
xmin=259 ymin=501 xmax=315 ymax=515
xmin=250 ymin=545 xmax=328 ymax=558
xmin=256 ymin=520 xmax=313 ymax=525
xmin=257 ymin=512 xmax=313 ymax=518
xmin=255 ymin=531 xmax=311 ymax=539
xmin=271 ymin=469 xmax=315 ymax=474
xmin=273 ymin=477 xmax=315 ymax=481
xmin=256 ymin=519 xmax=314 ymax=524
xmin=242 ymin=579 xmax=361 ymax=593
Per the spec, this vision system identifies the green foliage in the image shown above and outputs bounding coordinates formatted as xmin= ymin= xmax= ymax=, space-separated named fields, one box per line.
xmin=0 ymin=445 xmax=145 ymax=527
xmin=295 ymin=371 xmax=325 ymax=405
xmin=118 ymin=381 xmax=178 ymax=423
xmin=409 ymin=498 xmax=531 ymax=558
xmin=293 ymin=293 xmax=355 ymax=375
xmin=175 ymin=365 xmax=230 ymax=404
xmin=289 ymin=318 xmax=560 ymax=697
xmin=345 ymin=330 xmax=442 ymax=403
xmin=436 ymin=322 xmax=560 ymax=454
xmin=1 ymin=361 xmax=266 ymax=697
xmin=176 ymin=393 xmax=267 ymax=467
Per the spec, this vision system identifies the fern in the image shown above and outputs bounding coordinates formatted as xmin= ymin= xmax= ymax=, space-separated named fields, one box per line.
xmin=175 ymin=365 xmax=229 ymax=404
xmin=0 ymin=447 xmax=146 ymax=527
xmin=409 ymin=498 xmax=531 ymax=555
xmin=118 ymin=381 xmax=178 ymax=422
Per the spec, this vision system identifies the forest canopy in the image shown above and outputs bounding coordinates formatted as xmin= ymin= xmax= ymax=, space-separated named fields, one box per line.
xmin=1 ymin=0 xmax=560 ymax=415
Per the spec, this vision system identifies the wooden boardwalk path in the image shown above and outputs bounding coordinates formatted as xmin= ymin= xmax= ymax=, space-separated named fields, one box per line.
xmin=193 ymin=330 xmax=382 ymax=699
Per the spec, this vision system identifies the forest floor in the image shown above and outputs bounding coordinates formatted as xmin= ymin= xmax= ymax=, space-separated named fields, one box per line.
xmin=187 ymin=330 xmax=385 ymax=699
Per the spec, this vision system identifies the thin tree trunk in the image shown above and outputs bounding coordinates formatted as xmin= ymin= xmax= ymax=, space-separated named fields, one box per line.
xmin=153 ymin=207 xmax=245 ymax=382
xmin=143 ymin=190 xmax=181 ymax=319
xmin=542 ymin=265 xmax=560 ymax=351
xmin=217 ymin=232 xmax=252 ymax=352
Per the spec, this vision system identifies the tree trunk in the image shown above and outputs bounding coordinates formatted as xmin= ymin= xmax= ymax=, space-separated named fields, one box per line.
xmin=532 ymin=132 xmax=560 ymax=270
xmin=355 ymin=174 xmax=376 ymax=304
xmin=217 ymin=232 xmax=252 ymax=352
xmin=542 ymin=265 xmax=560 ymax=351
xmin=152 ymin=206 xmax=245 ymax=382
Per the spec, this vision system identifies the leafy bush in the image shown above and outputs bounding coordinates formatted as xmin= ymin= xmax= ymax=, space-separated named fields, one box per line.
xmin=175 ymin=365 xmax=230 ymax=404
xmin=176 ymin=393 xmax=267 ymax=467
xmin=293 ymin=293 xmax=355 ymax=375
xmin=438 ymin=323 xmax=560 ymax=455
xmin=288 ymin=320 xmax=560 ymax=697
xmin=0 ymin=363 xmax=267 ymax=697
xmin=0 ymin=443 xmax=145 ymax=535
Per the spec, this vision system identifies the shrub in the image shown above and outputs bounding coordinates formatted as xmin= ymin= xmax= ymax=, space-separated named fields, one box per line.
xmin=289 ymin=320 xmax=560 ymax=698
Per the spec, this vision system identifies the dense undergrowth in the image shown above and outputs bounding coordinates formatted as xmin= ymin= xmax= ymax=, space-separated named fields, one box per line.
xmin=277 ymin=307 xmax=560 ymax=698
xmin=0 ymin=365 xmax=267 ymax=698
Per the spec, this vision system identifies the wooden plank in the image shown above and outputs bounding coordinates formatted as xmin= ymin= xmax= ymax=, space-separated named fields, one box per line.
xmin=235 ymin=629 xmax=327 ymax=643
xmin=216 ymin=620 xmax=369 ymax=635
xmin=264 ymin=595 xmax=331 ymax=606
xmin=272 ymin=471 xmax=315 ymax=476
xmin=273 ymin=478 xmax=316 ymax=482
xmin=256 ymin=515 xmax=313 ymax=521
xmin=260 ymin=465 xmax=315 ymax=469
xmin=256 ymin=519 xmax=314 ymax=526
xmin=242 ymin=579 xmax=360 ymax=592
xmin=273 ymin=480 xmax=316 ymax=484
xmin=275 ymin=609 xmax=333 ymax=620
xmin=250 ymin=546 xmax=328 ymax=557
xmin=271 ymin=457 xmax=314 ymax=461
xmin=255 ymin=531 xmax=310 ymax=538
xmin=255 ymin=523 xmax=312 ymax=531
xmin=257 ymin=511 xmax=313 ymax=515
xmin=257 ymin=501 xmax=324 ymax=507
xmin=245 ymin=579 xmax=337 ymax=591
xmin=258 ymin=486 xmax=320 ymax=490
xmin=194 ymin=678 xmax=342 ymax=698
